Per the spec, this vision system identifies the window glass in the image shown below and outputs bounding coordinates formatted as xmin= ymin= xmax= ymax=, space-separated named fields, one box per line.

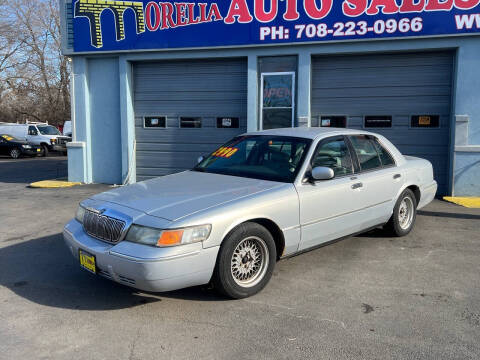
xmin=180 ymin=117 xmax=201 ymax=128
xmin=263 ymin=75 xmax=293 ymax=108
xmin=37 ymin=125 xmax=60 ymax=135
xmin=144 ymin=117 xmax=166 ymax=128
xmin=262 ymin=108 xmax=292 ymax=130
xmin=411 ymin=115 xmax=439 ymax=128
xmin=319 ymin=116 xmax=347 ymax=128
xmin=217 ymin=117 xmax=239 ymax=129
xmin=373 ymin=139 xmax=395 ymax=166
xmin=194 ymin=135 xmax=311 ymax=183
xmin=364 ymin=116 xmax=392 ymax=128
xmin=262 ymin=73 xmax=294 ymax=130
xmin=311 ymin=137 xmax=353 ymax=177
xmin=349 ymin=135 xmax=382 ymax=171
xmin=28 ymin=126 xmax=37 ymax=135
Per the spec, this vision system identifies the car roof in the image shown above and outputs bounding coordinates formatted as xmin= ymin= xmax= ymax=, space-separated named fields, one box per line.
xmin=245 ymin=127 xmax=375 ymax=140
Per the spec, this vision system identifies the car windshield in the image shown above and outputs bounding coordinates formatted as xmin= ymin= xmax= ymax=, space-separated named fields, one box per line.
xmin=37 ymin=125 xmax=60 ymax=135
xmin=193 ymin=135 xmax=312 ymax=183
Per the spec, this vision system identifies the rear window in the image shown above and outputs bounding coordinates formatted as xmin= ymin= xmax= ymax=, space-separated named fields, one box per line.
xmin=373 ymin=139 xmax=395 ymax=166
xmin=349 ymin=135 xmax=382 ymax=171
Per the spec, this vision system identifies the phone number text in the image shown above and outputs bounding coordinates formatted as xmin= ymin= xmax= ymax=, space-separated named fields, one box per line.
xmin=259 ymin=18 xmax=424 ymax=41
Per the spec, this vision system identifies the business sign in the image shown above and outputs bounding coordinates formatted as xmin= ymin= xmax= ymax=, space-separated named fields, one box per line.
xmin=72 ymin=0 xmax=480 ymax=52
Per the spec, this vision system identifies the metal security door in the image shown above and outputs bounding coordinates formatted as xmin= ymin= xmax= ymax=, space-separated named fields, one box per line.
xmin=311 ymin=52 xmax=453 ymax=195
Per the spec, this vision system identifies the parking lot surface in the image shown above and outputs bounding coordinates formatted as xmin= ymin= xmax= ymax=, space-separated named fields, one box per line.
xmin=1 ymin=158 xmax=479 ymax=360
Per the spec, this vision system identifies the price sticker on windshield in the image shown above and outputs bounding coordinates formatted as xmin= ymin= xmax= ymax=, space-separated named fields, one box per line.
xmin=212 ymin=147 xmax=238 ymax=158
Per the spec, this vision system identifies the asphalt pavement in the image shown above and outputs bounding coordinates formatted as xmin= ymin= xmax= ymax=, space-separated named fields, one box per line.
xmin=0 ymin=157 xmax=479 ymax=360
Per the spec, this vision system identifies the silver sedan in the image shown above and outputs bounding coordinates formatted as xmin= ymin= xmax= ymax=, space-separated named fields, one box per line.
xmin=63 ymin=128 xmax=437 ymax=298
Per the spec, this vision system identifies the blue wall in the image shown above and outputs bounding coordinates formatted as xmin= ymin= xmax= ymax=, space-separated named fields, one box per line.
xmin=68 ymin=35 xmax=480 ymax=195
xmin=87 ymin=57 xmax=122 ymax=184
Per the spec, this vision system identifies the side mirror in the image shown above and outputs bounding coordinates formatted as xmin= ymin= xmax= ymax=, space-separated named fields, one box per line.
xmin=197 ymin=156 xmax=204 ymax=164
xmin=311 ymin=166 xmax=335 ymax=181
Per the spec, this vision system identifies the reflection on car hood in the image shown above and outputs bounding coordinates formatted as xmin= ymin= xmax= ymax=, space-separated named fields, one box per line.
xmin=90 ymin=171 xmax=283 ymax=221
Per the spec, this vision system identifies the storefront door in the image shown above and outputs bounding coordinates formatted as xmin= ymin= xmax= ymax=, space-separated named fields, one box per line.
xmin=260 ymin=72 xmax=295 ymax=130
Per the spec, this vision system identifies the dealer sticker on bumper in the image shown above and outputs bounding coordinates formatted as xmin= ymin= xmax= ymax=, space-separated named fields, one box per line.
xmin=79 ymin=249 xmax=96 ymax=274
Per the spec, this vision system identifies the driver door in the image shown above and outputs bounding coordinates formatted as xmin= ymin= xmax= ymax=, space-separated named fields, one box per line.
xmin=296 ymin=136 xmax=364 ymax=251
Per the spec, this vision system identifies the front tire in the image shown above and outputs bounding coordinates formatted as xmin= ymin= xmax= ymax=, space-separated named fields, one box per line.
xmin=41 ymin=145 xmax=49 ymax=157
xmin=385 ymin=189 xmax=417 ymax=237
xmin=212 ymin=222 xmax=276 ymax=299
xmin=10 ymin=148 xmax=21 ymax=159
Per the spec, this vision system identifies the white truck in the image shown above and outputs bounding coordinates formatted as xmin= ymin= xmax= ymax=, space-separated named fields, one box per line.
xmin=0 ymin=122 xmax=71 ymax=156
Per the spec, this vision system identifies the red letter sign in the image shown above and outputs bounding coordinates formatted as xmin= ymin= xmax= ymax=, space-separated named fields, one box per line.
xmin=304 ymin=0 xmax=333 ymax=19
xmin=342 ymin=0 xmax=368 ymax=17
xmin=225 ymin=0 xmax=254 ymax=24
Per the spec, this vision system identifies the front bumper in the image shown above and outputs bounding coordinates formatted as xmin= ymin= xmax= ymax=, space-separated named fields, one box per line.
xmin=21 ymin=147 xmax=41 ymax=156
xmin=63 ymin=219 xmax=219 ymax=292
xmin=52 ymin=144 xmax=67 ymax=152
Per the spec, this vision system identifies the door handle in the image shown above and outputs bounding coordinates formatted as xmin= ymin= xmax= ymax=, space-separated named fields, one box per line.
xmin=351 ymin=182 xmax=363 ymax=190
xmin=393 ymin=174 xmax=402 ymax=180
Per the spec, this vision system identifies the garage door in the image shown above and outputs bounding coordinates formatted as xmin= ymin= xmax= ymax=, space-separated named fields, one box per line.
xmin=134 ymin=58 xmax=247 ymax=181
xmin=311 ymin=52 xmax=453 ymax=195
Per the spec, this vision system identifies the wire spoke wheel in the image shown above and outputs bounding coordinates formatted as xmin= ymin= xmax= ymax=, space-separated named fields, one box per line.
xmin=398 ymin=196 xmax=414 ymax=230
xmin=230 ymin=236 xmax=269 ymax=288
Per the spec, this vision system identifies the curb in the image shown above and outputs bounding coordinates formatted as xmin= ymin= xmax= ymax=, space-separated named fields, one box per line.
xmin=29 ymin=180 xmax=82 ymax=188
xmin=443 ymin=197 xmax=480 ymax=209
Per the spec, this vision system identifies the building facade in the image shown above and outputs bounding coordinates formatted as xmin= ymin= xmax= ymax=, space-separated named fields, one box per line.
xmin=61 ymin=0 xmax=480 ymax=195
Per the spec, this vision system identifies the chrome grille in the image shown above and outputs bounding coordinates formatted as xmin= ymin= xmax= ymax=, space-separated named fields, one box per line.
xmin=57 ymin=137 xmax=71 ymax=145
xmin=83 ymin=210 xmax=126 ymax=244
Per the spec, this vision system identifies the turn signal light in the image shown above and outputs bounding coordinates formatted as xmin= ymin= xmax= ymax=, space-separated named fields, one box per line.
xmin=157 ymin=230 xmax=184 ymax=247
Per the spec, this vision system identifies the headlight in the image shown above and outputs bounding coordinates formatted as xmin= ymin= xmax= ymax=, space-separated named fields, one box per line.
xmin=50 ymin=138 xmax=57 ymax=144
xmin=125 ymin=224 xmax=211 ymax=247
xmin=75 ymin=205 xmax=86 ymax=223
xmin=22 ymin=145 xmax=32 ymax=149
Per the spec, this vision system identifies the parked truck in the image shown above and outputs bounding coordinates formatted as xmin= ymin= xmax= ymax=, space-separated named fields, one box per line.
xmin=0 ymin=122 xmax=71 ymax=156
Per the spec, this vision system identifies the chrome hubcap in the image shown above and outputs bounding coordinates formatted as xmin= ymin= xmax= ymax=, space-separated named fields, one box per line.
xmin=231 ymin=236 xmax=269 ymax=288
xmin=398 ymin=196 xmax=414 ymax=230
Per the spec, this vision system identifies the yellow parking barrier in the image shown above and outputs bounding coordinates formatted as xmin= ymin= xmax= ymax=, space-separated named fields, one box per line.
xmin=29 ymin=180 xmax=82 ymax=188
xmin=443 ymin=197 xmax=480 ymax=209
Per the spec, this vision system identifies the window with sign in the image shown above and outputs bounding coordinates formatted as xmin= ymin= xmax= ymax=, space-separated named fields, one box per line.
xmin=319 ymin=116 xmax=347 ymax=128
xmin=217 ymin=117 xmax=239 ymax=129
xmin=411 ymin=115 xmax=439 ymax=128
xmin=261 ymin=73 xmax=295 ymax=130
xmin=144 ymin=117 xmax=166 ymax=128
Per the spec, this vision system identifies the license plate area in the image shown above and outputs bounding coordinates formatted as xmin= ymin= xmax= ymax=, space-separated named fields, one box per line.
xmin=79 ymin=249 xmax=96 ymax=274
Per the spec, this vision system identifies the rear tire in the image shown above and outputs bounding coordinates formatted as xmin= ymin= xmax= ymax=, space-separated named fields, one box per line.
xmin=385 ymin=189 xmax=417 ymax=237
xmin=10 ymin=148 xmax=21 ymax=159
xmin=212 ymin=222 xmax=276 ymax=299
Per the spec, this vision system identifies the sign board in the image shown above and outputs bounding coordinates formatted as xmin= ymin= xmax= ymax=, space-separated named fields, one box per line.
xmin=72 ymin=0 xmax=480 ymax=52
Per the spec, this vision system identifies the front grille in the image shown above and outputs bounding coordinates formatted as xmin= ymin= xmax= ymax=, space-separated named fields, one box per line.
xmin=57 ymin=137 xmax=71 ymax=145
xmin=83 ymin=210 xmax=126 ymax=244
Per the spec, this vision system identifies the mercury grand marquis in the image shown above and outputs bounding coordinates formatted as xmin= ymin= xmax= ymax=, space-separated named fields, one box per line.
xmin=63 ymin=128 xmax=437 ymax=298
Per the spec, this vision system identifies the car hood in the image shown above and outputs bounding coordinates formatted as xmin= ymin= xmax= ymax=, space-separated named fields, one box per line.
xmin=90 ymin=171 xmax=284 ymax=221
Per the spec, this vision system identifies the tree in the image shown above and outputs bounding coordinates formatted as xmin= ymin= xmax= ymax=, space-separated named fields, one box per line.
xmin=0 ymin=0 xmax=70 ymax=126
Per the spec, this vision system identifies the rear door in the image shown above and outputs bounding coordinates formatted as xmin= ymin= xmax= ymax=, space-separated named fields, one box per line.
xmin=347 ymin=135 xmax=404 ymax=228
xmin=297 ymin=136 xmax=364 ymax=251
